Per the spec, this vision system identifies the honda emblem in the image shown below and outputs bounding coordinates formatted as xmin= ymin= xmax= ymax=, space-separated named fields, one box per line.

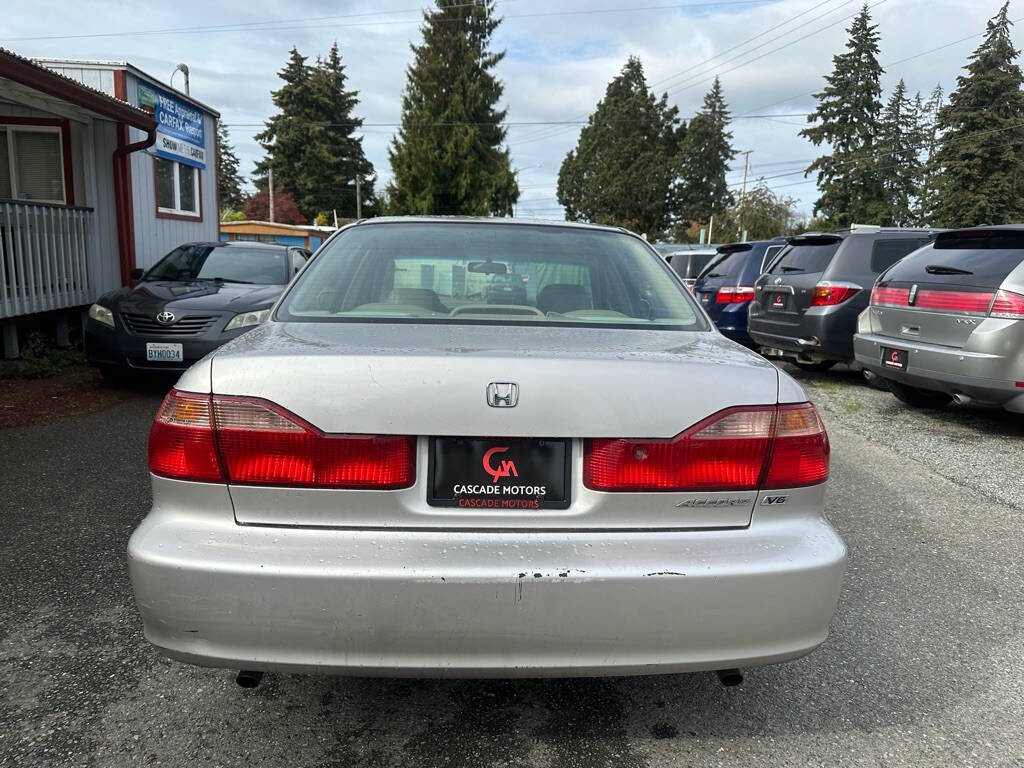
xmin=486 ymin=382 xmax=519 ymax=408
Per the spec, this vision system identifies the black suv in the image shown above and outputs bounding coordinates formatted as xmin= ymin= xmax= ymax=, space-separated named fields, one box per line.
xmin=748 ymin=228 xmax=937 ymax=370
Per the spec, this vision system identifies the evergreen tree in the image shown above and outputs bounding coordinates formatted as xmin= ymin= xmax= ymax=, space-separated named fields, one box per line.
xmin=556 ymin=57 xmax=684 ymax=237
xmin=916 ymin=83 xmax=945 ymax=223
xmin=929 ymin=2 xmax=1024 ymax=227
xmin=676 ymin=76 xmax=735 ymax=226
xmin=306 ymin=43 xmax=376 ymax=217
xmin=216 ymin=121 xmax=244 ymax=213
xmin=876 ymin=80 xmax=921 ymax=226
xmin=387 ymin=0 xmax=518 ymax=216
xmin=253 ymin=48 xmax=313 ymax=209
xmin=254 ymin=45 xmax=375 ymax=220
xmin=801 ymin=3 xmax=886 ymax=227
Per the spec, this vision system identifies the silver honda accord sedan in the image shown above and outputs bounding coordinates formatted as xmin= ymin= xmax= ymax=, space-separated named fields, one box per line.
xmin=129 ymin=217 xmax=846 ymax=684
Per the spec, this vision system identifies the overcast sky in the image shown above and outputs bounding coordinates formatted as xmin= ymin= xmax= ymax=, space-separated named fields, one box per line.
xmin=2 ymin=0 xmax=1014 ymax=222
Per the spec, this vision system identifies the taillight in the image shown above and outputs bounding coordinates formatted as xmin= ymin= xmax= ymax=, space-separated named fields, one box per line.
xmin=915 ymin=289 xmax=993 ymax=314
xmin=989 ymin=289 xmax=1024 ymax=319
xmin=583 ymin=403 xmax=828 ymax=492
xmin=148 ymin=390 xmax=415 ymax=489
xmin=811 ymin=281 xmax=861 ymax=306
xmin=871 ymin=285 xmax=910 ymax=306
xmin=715 ymin=286 xmax=756 ymax=304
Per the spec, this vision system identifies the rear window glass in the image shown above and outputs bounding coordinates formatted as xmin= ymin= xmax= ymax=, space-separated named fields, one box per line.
xmin=670 ymin=251 xmax=717 ymax=280
xmin=759 ymin=245 xmax=785 ymax=274
xmin=884 ymin=244 xmax=1024 ymax=287
xmin=699 ymin=249 xmax=749 ymax=281
xmin=768 ymin=240 xmax=840 ymax=275
xmin=870 ymin=239 xmax=931 ymax=273
xmin=278 ymin=222 xmax=705 ymax=330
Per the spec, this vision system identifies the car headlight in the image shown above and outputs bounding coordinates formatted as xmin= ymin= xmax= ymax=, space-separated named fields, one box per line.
xmin=856 ymin=308 xmax=871 ymax=335
xmin=225 ymin=309 xmax=271 ymax=331
xmin=88 ymin=303 xmax=115 ymax=329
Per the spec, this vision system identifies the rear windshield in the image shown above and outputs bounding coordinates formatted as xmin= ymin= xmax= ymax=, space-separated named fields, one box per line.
xmin=767 ymin=240 xmax=840 ymax=275
xmin=870 ymin=238 xmax=932 ymax=273
xmin=883 ymin=243 xmax=1024 ymax=288
xmin=669 ymin=251 xmax=717 ymax=280
xmin=277 ymin=222 xmax=705 ymax=330
xmin=699 ymin=249 xmax=750 ymax=281
xmin=145 ymin=245 xmax=288 ymax=285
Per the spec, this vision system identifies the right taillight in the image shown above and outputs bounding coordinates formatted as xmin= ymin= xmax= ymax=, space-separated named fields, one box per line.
xmin=148 ymin=390 xmax=415 ymax=489
xmin=583 ymin=403 xmax=828 ymax=492
xmin=990 ymin=289 xmax=1024 ymax=319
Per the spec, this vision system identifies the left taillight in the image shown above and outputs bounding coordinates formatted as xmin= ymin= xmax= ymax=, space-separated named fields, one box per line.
xmin=583 ymin=403 xmax=829 ymax=492
xmin=715 ymin=286 xmax=756 ymax=304
xmin=811 ymin=281 xmax=861 ymax=306
xmin=148 ymin=390 xmax=415 ymax=489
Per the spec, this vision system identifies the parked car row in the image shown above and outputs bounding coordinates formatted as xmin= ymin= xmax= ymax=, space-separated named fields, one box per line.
xmin=694 ymin=226 xmax=1024 ymax=415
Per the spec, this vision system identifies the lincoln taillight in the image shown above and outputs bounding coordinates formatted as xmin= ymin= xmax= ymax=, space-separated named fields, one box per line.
xmin=871 ymin=285 xmax=1024 ymax=318
xmin=149 ymin=390 xmax=415 ymax=488
xmin=583 ymin=403 xmax=829 ymax=492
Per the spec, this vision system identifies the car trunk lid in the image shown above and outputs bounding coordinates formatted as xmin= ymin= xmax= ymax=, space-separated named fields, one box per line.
xmin=208 ymin=322 xmax=784 ymax=530
xmin=755 ymin=235 xmax=842 ymax=324
xmin=869 ymin=229 xmax=1024 ymax=349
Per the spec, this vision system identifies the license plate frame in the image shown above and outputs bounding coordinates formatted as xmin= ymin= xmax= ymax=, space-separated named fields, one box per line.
xmin=427 ymin=437 xmax=571 ymax=510
xmin=881 ymin=346 xmax=908 ymax=372
xmin=145 ymin=342 xmax=184 ymax=363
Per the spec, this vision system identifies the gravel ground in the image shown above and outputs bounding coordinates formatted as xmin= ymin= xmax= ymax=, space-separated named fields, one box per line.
xmin=1 ymin=371 xmax=1022 ymax=768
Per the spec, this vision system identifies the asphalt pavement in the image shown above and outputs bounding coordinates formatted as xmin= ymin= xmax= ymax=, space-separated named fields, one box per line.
xmin=1 ymin=368 xmax=1022 ymax=767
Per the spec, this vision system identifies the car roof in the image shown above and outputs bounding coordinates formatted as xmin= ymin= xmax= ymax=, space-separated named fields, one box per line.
xmin=354 ymin=215 xmax=628 ymax=235
xmin=179 ymin=240 xmax=293 ymax=251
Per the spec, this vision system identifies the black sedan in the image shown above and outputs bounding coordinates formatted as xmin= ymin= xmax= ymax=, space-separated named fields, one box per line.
xmin=85 ymin=241 xmax=309 ymax=381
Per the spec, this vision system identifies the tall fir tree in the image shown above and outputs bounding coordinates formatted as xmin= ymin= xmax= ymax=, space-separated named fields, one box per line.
xmin=876 ymin=80 xmax=921 ymax=226
xmin=254 ymin=44 xmax=374 ymax=220
xmin=801 ymin=3 xmax=886 ymax=227
xmin=676 ymin=76 xmax=735 ymax=226
xmin=557 ymin=57 xmax=684 ymax=237
xmin=253 ymin=48 xmax=313 ymax=211
xmin=216 ymin=121 xmax=245 ymax=213
xmin=387 ymin=0 xmax=518 ymax=216
xmin=928 ymin=2 xmax=1024 ymax=227
xmin=916 ymin=83 xmax=945 ymax=223
xmin=306 ymin=43 xmax=376 ymax=218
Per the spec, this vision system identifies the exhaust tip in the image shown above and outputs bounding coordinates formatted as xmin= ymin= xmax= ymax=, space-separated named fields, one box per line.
xmin=716 ymin=668 xmax=743 ymax=687
xmin=952 ymin=393 xmax=971 ymax=406
xmin=235 ymin=670 xmax=264 ymax=689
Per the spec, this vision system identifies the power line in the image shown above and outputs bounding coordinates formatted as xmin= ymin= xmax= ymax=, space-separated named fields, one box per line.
xmin=4 ymin=0 xmax=776 ymax=42
xmin=739 ymin=15 xmax=1024 ymax=116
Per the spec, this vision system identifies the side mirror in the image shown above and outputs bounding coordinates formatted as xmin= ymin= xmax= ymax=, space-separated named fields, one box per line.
xmin=130 ymin=268 xmax=144 ymax=280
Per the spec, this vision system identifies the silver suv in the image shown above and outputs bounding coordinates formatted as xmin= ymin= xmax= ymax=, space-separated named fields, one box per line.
xmin=854 ymin=225 xmax=1024 ymax=412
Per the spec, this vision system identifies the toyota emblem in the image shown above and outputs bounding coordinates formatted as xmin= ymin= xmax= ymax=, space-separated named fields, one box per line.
xmin=156 ymin=311 xmax=176 ymax=325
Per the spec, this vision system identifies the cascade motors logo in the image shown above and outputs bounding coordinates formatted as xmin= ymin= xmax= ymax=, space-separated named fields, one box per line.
xmin=482 ymin=446 xmax=518 ymax=483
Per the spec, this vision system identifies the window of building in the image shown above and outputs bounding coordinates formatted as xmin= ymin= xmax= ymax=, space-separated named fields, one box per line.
xmin=0 ymin=125 xmax=66 ymax=204
xmin=155 ymin=157 xmax=200 ymax=218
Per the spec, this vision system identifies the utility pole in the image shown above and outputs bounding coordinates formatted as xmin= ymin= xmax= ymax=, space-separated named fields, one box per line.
xmin=737 ymin=150 xmax=752 ymax=241
xmin=355 ymin=174 xmax=362 ymax=219
xmin=268 ymin=168 xmax=275 ymax=223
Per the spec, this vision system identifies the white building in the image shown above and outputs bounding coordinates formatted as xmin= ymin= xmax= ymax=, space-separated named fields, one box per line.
xmin=0 ymin=49 xmax=219 ymax=357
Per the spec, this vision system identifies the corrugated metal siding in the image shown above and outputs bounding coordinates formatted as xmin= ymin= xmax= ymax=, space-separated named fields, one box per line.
xmin=41 ymin=65 xmax=116 ymax=97
xmin=124 ymin=73 xmax=219 ymax=269
xmin=89 ymin=119 xmax=121 ymax=298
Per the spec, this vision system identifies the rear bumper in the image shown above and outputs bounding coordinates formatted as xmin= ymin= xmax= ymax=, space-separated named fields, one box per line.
xmin=128 ymin=480 xmax=847 ymax=678
xmin=708 ymin=302 xmax=753 ymax=345
xmin=748 ymin=303 xmax=862 ymax=363
xmin=854 ymin=332 xmax=1024 ymax=412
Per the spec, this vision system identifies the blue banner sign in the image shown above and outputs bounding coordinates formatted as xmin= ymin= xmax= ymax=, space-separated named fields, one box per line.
xmin=138 ymin=82 xmax=206 ymax=169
